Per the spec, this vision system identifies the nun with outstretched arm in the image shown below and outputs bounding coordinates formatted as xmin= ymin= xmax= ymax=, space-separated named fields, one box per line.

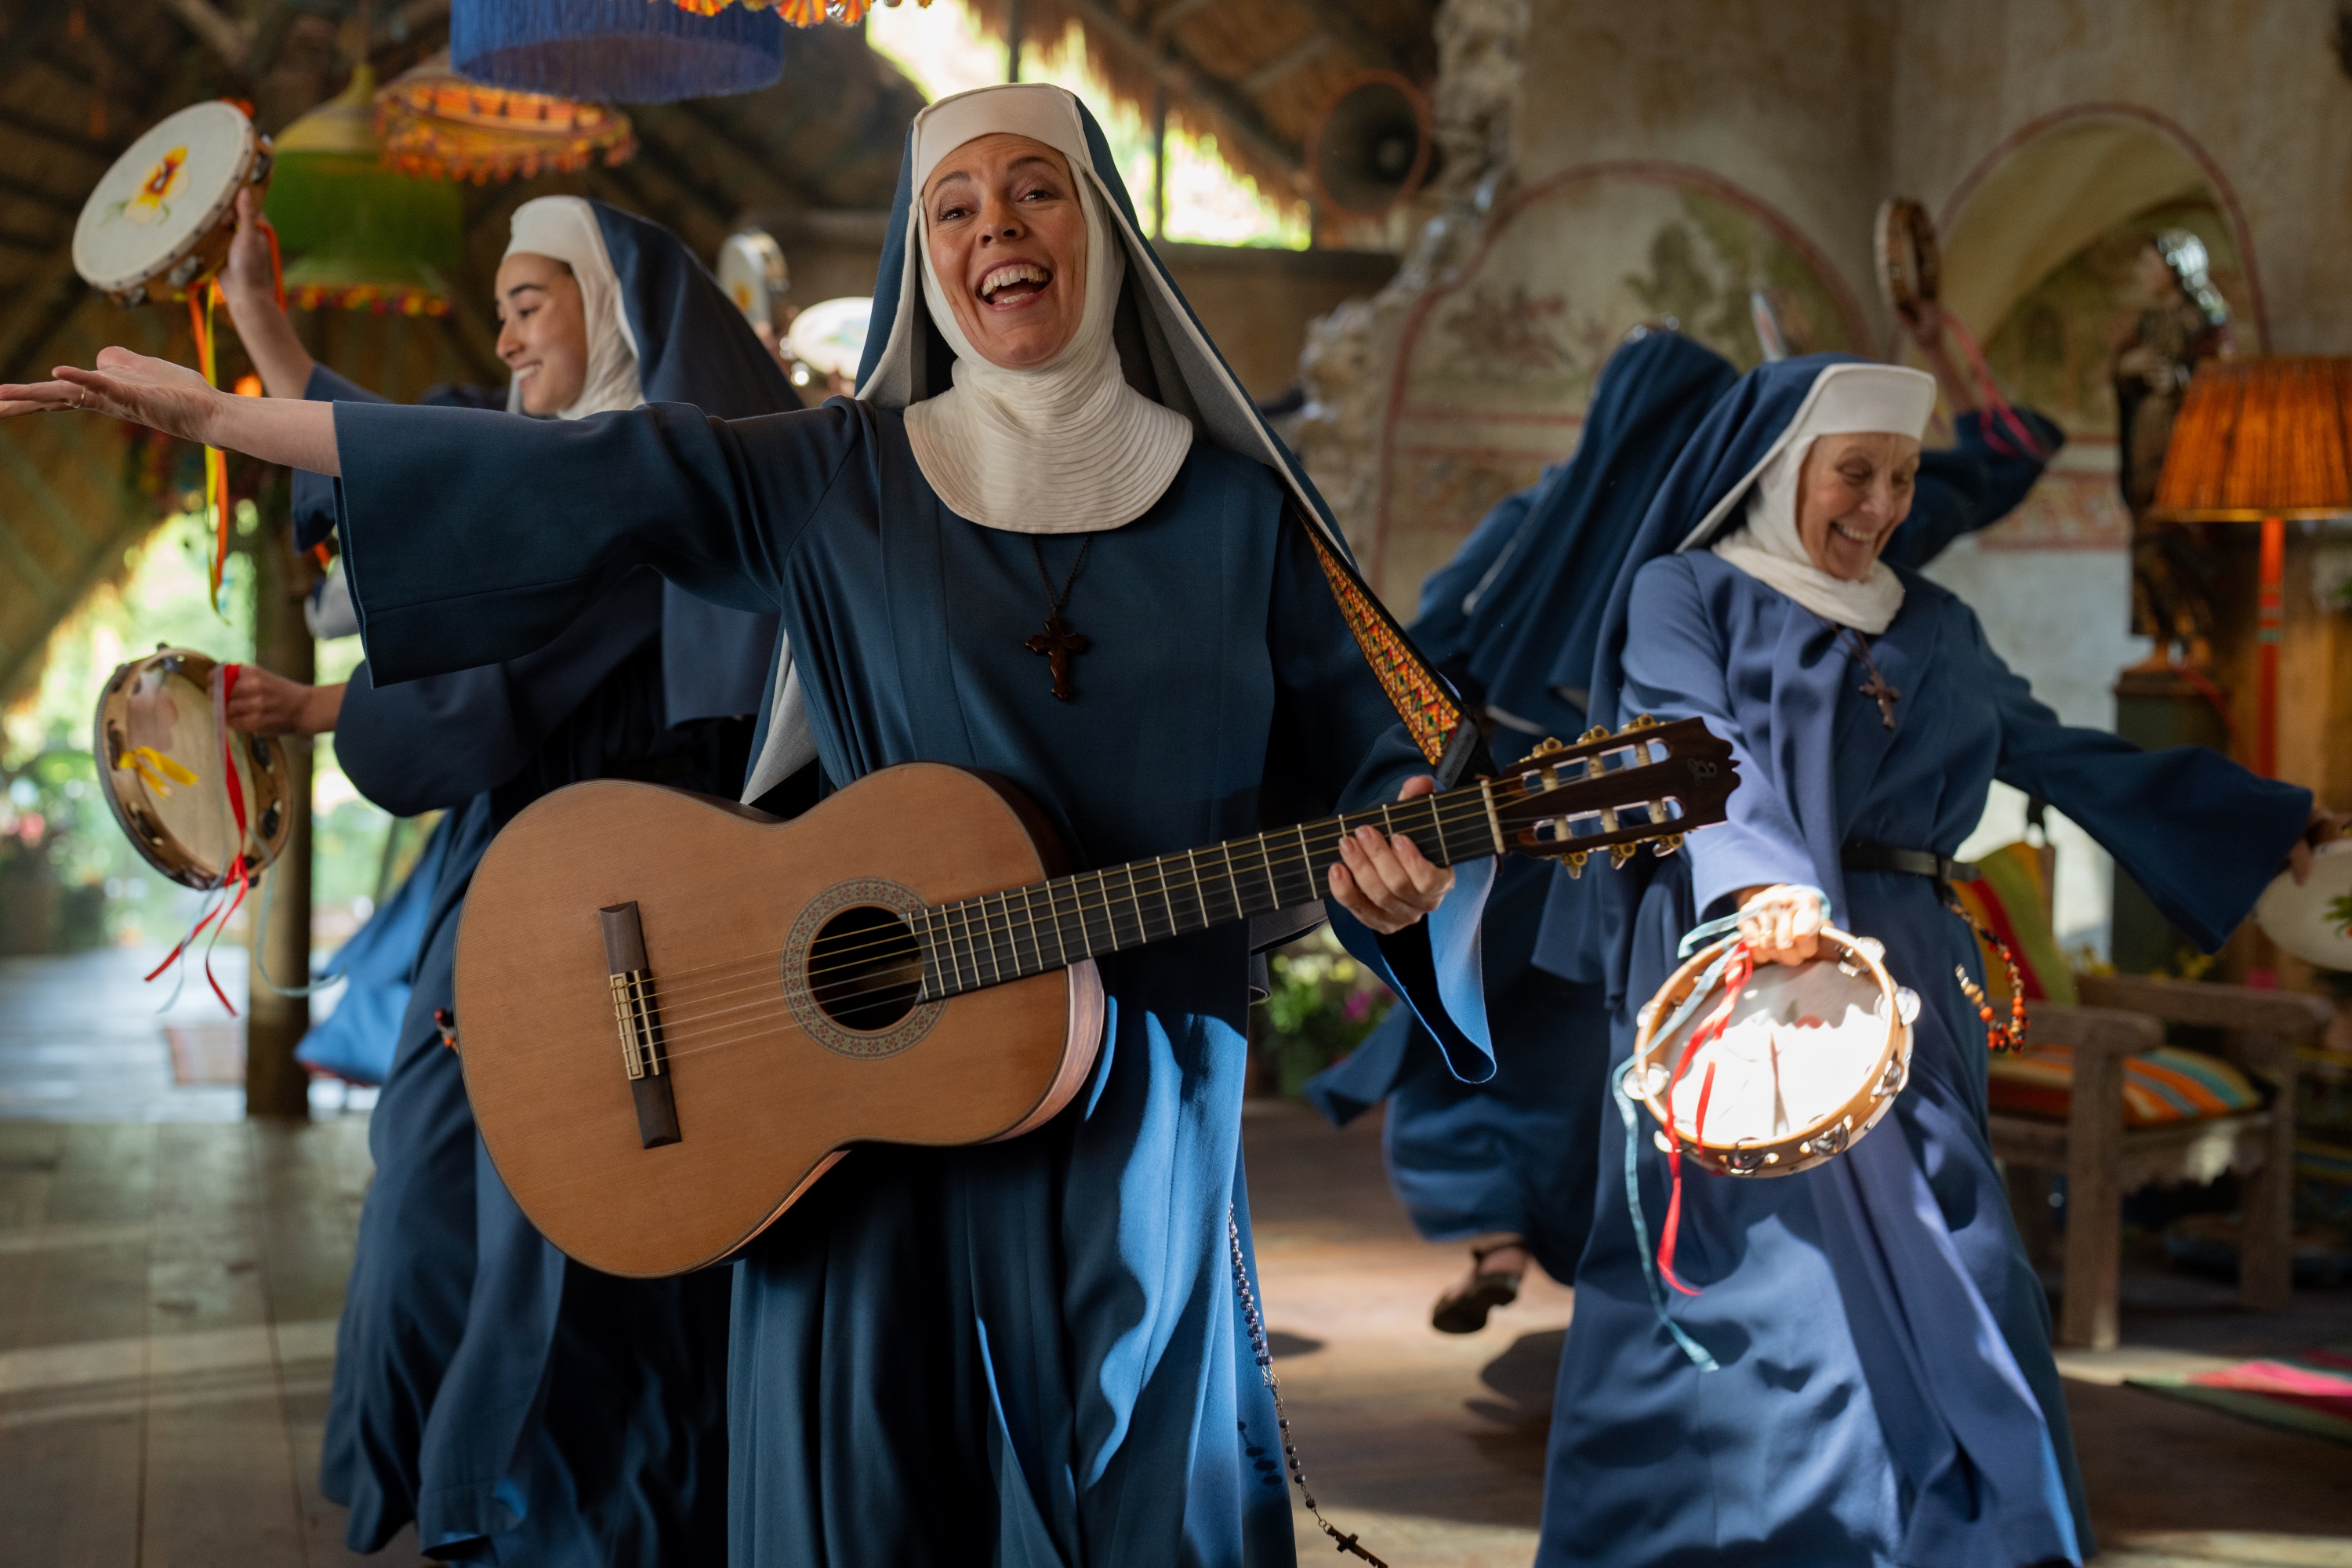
xmin=204 ymin=191 xmax=801 ymax=1563
xmin=5 ymin=84 xmax=1494 ymax=1566
xmin=1534 ymin=354 xmax=2332 ymax=1567
xmin=1305 ymin=326 xmax=2067 ymax=1336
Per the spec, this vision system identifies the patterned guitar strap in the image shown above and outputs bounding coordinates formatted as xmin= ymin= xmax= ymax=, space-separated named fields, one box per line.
xmin=1290 ymin=500 xmax=1494 ymax=789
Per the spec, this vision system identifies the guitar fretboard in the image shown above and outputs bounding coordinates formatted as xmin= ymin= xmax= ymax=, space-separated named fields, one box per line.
xmin=912 ymin=784 xmax=1504 ymax=1000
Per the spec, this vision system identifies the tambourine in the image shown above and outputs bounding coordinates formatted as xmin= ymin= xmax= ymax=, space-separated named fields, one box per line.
xmin=74 ymin=100 xmax=273 ymax=307
xmin=94 ymin=648 xmax=292 ymax=891
xmin=2253 ymin=840 xmax=2352 ymax=971
xmin=1874 ymin=197 xmax=1940 ymax=320
xmin=1633 ymin=926 xmax=1918 ymax=1178
xmin=717 ymin=228 xmax=789 ymax=331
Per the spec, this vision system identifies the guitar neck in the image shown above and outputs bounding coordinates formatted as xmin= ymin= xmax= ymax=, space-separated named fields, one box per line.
xmin=913 ymin=782 xmax=1504 ymax=1000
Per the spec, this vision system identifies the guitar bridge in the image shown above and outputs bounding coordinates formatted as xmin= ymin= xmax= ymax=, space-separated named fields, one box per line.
xmin=600 ymin=902 xmax=681 ymax=1149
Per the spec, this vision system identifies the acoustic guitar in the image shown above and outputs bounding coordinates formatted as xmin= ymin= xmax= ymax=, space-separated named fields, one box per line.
xmin=452 ymin=718 xmax=1737 ymax=1276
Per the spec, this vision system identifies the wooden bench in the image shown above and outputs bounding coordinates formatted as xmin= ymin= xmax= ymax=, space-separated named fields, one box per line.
xmin=1994 ymin=975 xmax=2330 ymax=1350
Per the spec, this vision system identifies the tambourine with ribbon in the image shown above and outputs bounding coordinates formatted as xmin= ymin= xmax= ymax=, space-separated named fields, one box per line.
xmin=95 ymin=648 xmax=292 ymax=1012
xmin=1874 ymin=196 xmax=2050 ymax=462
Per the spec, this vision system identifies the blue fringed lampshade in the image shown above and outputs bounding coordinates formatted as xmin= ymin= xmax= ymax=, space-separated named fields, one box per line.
xmin=452 ymin=0 xmax=785 ymax=103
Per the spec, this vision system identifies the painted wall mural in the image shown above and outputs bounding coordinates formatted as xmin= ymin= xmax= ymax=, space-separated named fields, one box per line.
xmin=1971 ymin=196 xmax=2252 ymax=552
xmin=1368 ymin=164 xmax=1864 ymax=604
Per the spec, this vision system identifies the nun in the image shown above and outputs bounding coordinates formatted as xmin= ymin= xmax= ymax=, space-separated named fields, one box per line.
xmin=1537 ymin=353 xmax=2325 ymax=1566
xmin=212 ymin=192 xmax=800 ymax=1563
xmin=1307 ymin=328 xmax=2067 ymax=1334
xmin=16 ymin=84 xmax=1495 ymax=1565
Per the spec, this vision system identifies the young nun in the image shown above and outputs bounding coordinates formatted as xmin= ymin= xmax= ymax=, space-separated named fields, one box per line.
xmin=1540 ymin=354 xmax=2329 ymax=1567
xmin=212 ymin=193 xmax=799 ymax=1563
xmin=12 ymin=84 xmax=1494 ymax=1565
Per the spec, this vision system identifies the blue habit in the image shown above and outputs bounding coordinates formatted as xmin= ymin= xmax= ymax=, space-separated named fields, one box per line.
xmin=334 ymin=394 xmax=1493 ymax=1566
xmin=305 ymin=233 xmax=796 ymax=1559
xmin=1306 ymin=333 xmax=2062 ymax=1284
xmin=1536 ymin=356 xmax=2309 ymax=1567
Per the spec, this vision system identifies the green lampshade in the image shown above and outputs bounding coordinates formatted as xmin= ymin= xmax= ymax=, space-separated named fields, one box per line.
xmin=264 ymin=67 xmax=463 ymax=314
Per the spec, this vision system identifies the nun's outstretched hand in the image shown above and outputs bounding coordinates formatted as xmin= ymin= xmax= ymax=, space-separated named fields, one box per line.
xmin=1329 ymin=775 xmax=1456 ymax=935
xmin=0 ymin=347 xmax=339 ymax=474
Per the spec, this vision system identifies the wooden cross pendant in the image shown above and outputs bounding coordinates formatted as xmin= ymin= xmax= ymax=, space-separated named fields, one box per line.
xmin=1026 ymin=612 xmax=1092 ymax=702
xmin=1859 ymin=669 xmax=1900 ymax=731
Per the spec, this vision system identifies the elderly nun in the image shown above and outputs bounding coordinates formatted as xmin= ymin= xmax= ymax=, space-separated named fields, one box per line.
xmin=15 ymin=84 xmax=1496 ymax=1565
xmin=1305 ymin=328 xmax=2068 ymax=1334
xmin=210 ymin=192 xmax=801 ymax=1563
xmin=1537 ymin=353 xmax=2324 ymax=1567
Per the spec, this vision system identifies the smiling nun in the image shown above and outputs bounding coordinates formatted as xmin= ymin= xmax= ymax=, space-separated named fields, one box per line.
xmin=9 ymin=84 xmax=1496 ymax=1566
xmin=1537 ymin=354 xmax=2326 ymax=1567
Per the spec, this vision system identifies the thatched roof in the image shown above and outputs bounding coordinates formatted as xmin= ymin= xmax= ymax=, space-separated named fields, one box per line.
xmin=960 ymin=0 xmax=1439 ymax=201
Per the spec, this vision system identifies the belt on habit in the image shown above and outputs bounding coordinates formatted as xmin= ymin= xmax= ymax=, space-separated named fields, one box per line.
xmin=1839 ymin=842 xmax=1979 ymax=884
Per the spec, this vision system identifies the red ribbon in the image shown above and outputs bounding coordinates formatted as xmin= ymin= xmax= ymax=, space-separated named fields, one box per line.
xmin=146 ymin=663 xmax=252 ymax=1015
xmin=1655 ymin=942 xmax=1752 ymax=1296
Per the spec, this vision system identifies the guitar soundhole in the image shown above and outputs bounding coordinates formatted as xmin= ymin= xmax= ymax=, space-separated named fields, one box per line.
xmin=807 ymin=905 xmax=924 ymax=1033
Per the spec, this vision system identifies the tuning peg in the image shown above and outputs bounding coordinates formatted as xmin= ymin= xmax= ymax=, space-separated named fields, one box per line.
xmin=1651 ymin=833 xmax=1684 ymax=858
xmin=1529 ymin=735 xmax=1566 ymax=757
xmin=1578 ymin=726 xmax=1610 ymax=745
xmin=1562 ymin=850 xmax=1588 ymax=880
xmin=1610 ymin=843 xmax=1639 ymax=869
xmin=1619 ymin=714 xmax=1661 ymax=733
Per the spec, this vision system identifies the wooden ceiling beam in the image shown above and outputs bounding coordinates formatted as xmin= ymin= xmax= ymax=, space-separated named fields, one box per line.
xmin=1059 ymin=0 xmax=1305 ymax=180
xmin=152 ymin=0 xmax=257 ymax=72
xmin=1285 ymin=0 xmax=1412 ymax=80
xmin=0 ymin=173 xmax=82 ymax=220
xmin=0 ymin=105 xmax=120 ymax=165
xmin=1239 ymin=34 xmax=1334 ymax=96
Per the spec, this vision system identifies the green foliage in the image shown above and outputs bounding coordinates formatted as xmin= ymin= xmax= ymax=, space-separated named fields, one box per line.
xmin=1251 ymin=926 xmax=1394 ymax=1099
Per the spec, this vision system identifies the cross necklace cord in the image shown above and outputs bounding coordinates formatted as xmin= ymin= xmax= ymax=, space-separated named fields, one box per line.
xmin=1026 ymin=535 xmax=1094 ymax=702
xmin=1823 ymin=619 xmax=1900 ymax=730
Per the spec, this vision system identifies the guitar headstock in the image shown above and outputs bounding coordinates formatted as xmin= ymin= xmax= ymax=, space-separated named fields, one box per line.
xmin=1486 ymin=716 xmax=1737 ymax=876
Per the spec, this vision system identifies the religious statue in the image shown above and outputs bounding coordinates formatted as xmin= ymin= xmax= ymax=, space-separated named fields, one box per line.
xmin=2114 ymin=229 xmax=2232 ymax=666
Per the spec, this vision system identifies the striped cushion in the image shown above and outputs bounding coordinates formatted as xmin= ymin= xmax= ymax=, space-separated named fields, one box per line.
xmin=1987 ymin=1044 xmax=2263 ymax=1126
xmin=1951 ymin=841 xmax=2078 ymax=1006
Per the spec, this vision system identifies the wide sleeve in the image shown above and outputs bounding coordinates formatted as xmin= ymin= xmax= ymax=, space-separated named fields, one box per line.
xmin=1883 ymin=406 xmax=2065 ymax=570
xmin=334 ymin=569 xmax=665 ymax=817
xmin=291 ymin=365 xmax=394 ymax=550
xmin=336 ymin=399 xmax=864 ymax=686
xmin=1618 ymin=557 xmax=1817 ymax=917
xmin=1973 ymin=612 xmax=2310 ymax=953
xmin=1265 ymin=514 xmax=1494 ymax=1081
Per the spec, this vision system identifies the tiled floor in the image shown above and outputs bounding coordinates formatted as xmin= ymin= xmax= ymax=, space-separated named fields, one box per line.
xmin=0 ymin=946 xmax=2346 ymax=1565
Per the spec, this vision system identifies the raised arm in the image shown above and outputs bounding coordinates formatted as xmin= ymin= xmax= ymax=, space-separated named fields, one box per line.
xmin=220 ymin=188 xmax=317 ymax=400
xmin=0 ymin=347 xmax=340 ymax=473
xmin=1976 ymin=609 xmax=2315 ymax=951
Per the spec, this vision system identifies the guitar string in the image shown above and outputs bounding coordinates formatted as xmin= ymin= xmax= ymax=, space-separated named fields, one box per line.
xmin=579 ymin=746 xmax=1666 ymax=1001
xmin=630 ymin=797 xmax=1521 ymax=1045
xmin=628 ymin=792 xmax=1530 ymax=1020
xmin=632 ymin=811 xmax=1690 ymax=1062
xmin=626 ymin=789 xmax=1682 ymax=1033
xmin=613 ymin=790 xmax=1508 ymax=1005
xmin=642 ymin=779 xmax=1630 ymax=1005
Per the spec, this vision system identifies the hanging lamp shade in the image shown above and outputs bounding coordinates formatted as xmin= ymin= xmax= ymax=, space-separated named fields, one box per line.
xmin=376 ymin=54 xmax=637 ymax=183
xmin=661 ymin=0 xmax=928 ymax=20
xmin=264 ymin=67 xmax=463 ymax=314
xmin=451 ymin=0 xmax=784 ymax=103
